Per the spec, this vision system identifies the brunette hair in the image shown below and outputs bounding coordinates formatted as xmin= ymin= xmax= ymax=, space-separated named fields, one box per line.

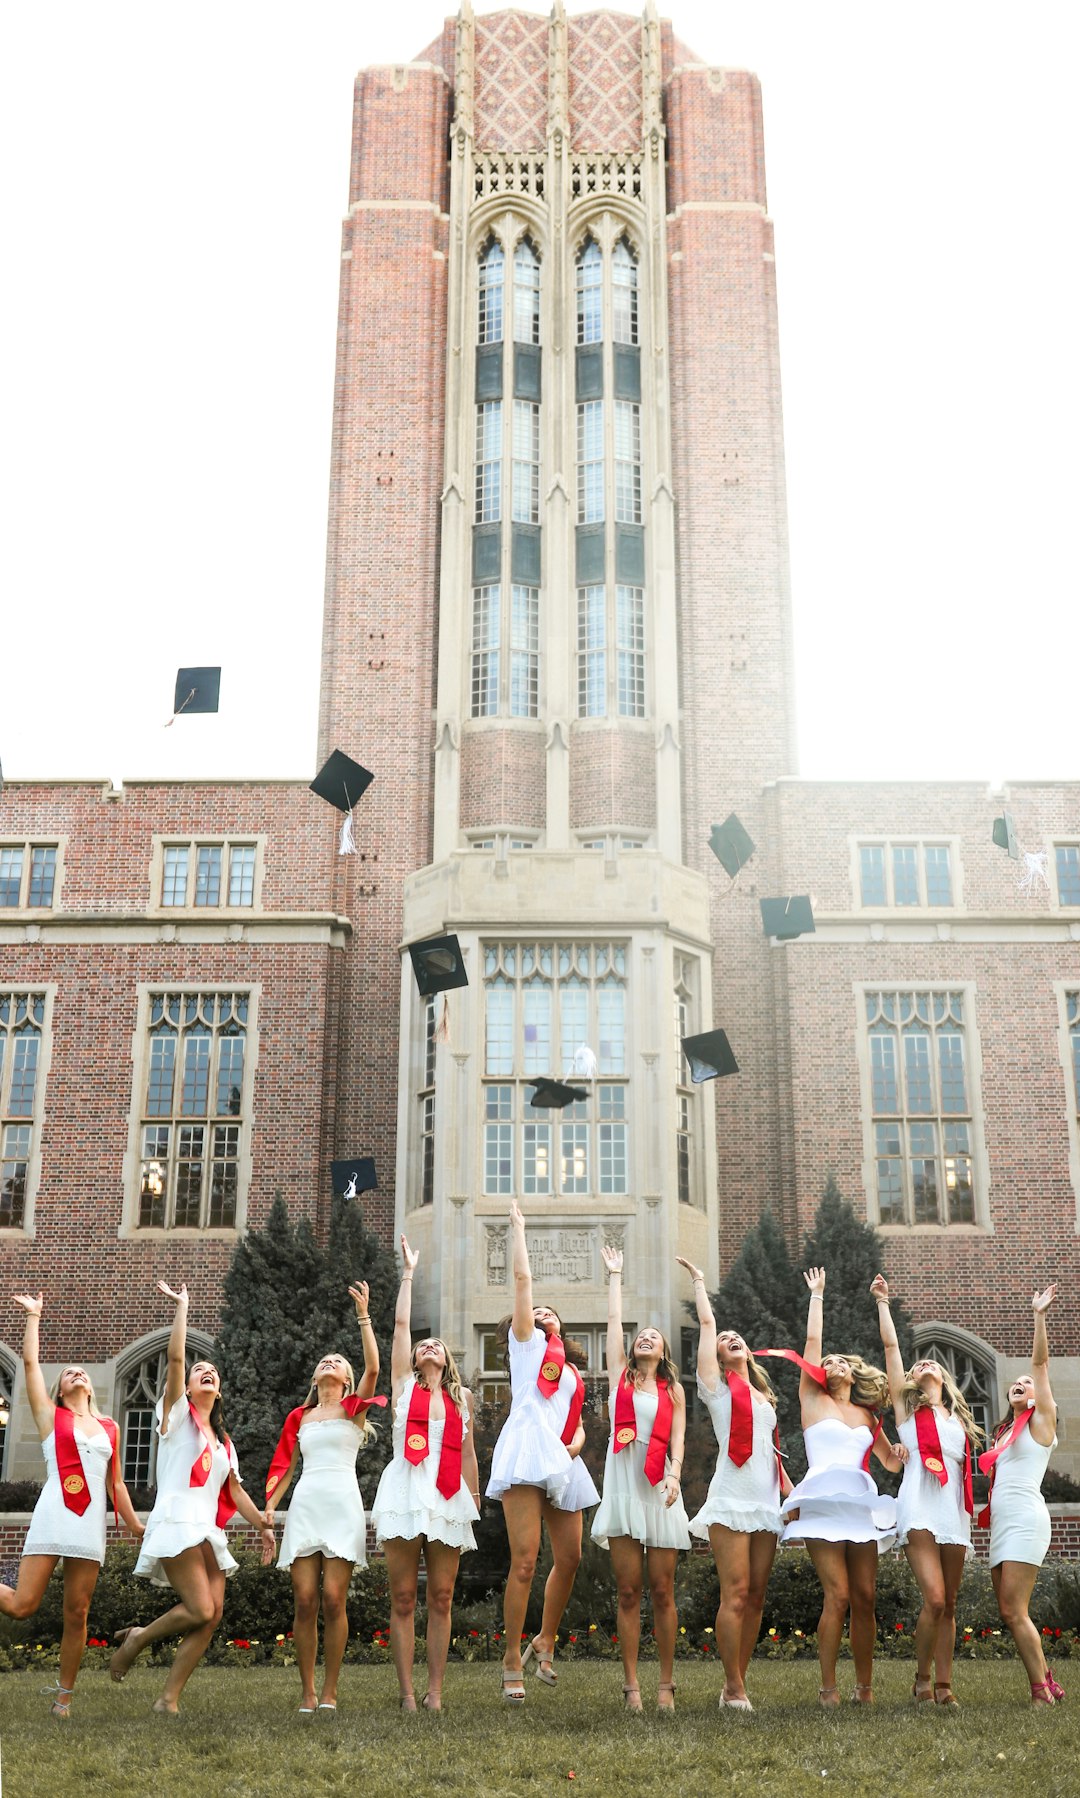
xmin=626 ymin=1328 xmax=682 ymax=1395
xmin=495 ymin=1313 xmax=589 ymax=1376
xmin=899 ymin=1361 xmax=984 ymax=1448
xmin=185 ymin=1363 xmax=230 ymax=1447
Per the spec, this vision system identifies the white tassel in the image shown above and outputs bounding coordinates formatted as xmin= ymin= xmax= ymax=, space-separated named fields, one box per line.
xmin=435 ymin=996 xmax=451 ymax=1045
xmin=1017 ymin=850 xmax=1049 ymax=896
xmin=338 ymin=809 xmax=356 ymax=857
xmin=570 ymin=1043 xmax=598 ymax=1080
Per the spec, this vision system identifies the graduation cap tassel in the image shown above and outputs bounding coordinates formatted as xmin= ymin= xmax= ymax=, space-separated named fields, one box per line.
xmin=435 ymin=995 xmax=451 ymax=1045
xmin=338 ymin=807 xmax=356 ymax=857
xmin=164 ymin=687 xmax=196 ymax=728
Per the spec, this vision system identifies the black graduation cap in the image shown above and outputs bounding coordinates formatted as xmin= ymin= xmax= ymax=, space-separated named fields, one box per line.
xmin=172 ymin=667 xmax=221 ymax=717
xmin=310 ymin=749 xmax=375 ymax=815
xmin=331 ymin=1157 xmax=377 ymax=1200
xmin=408 ymin=933 xmax=468 ymax=996
xmin=992 ymin=811 xmax=1019 ymax=860
xmin=527 ymin=1078 xmax=589 ymax=1110
xmin=708 ymin=814 xmax=755 ymax=878
xmin=760 ymin=896 xmax=816 ymax=941
xmin=681 ymin=1029 xmax=739 ymax=1083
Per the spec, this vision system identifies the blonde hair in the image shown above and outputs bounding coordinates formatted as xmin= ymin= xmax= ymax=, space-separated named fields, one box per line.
xmin=900 ymin=1363 xmax=984 ymax=1448
xmin=411 ymin=1339 xmax=467 ymax=1416
xmin=50 ymin=1368 xmax=102 ymax=1418
xmin=304 ymin=1354 xmax=377 ymax=1445
xmin=626 ymin=1329 xmax=681 ymax=1395
xmin=742 ymin=1350 xmax=778 ymax=1407
xmin=826 ymin=1353 xmax=889 ymax=1412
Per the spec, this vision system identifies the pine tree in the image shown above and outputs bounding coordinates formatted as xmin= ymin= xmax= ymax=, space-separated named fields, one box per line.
xmin=213 ymin=1194 xmax=399 ymax=1493
xmin=801 ymin=1173 xmax=916 ymax=1371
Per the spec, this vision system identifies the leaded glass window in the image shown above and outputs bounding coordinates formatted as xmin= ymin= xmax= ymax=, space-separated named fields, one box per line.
xmin=914 ymin=1336 xmax=996 ymax=1445
xmin=866 ymin=990 xmax=975 ymax=1227
xmin=858 ymin=842 xmax=954 ymax=908
xmin=478 ymin=239 xmax=504 ymax=344
xmin=576 ymin=238 xmax=603 ymax=344
xmin=0 ymin=845 xmax=59 ymax=909
xmin=1056 ymin=845 xmax=1080 ymax=906
xmin=138 ymin=992 xmax=248 ymax=1229
xmin=160 ymin=843 xmax=256 ymax=908
xmin=513 ymin=239 xmax=540 ymax=345
xmin=0 ymin=993 xmax=45 ymax=1230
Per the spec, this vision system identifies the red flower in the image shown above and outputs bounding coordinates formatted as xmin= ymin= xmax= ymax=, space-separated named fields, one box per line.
xmin=894 ymin=1624 xmax=903 ymax=1633
xmin=470 ymin=1630 xmax=479 ymax=1638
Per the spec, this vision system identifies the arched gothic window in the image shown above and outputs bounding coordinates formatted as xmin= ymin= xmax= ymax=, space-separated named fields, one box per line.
xmin=914 ymin=1330 xmax=997 ymax=1444
xmin=118 ymin=1332 xmax=213 ymax=1493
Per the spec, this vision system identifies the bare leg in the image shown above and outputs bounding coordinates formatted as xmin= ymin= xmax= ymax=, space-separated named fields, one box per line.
xmin=993 ymin=1561 xmax=1050 ymax=1691
xmin=806 ymin=1539 xmax=851 ymax=1698
xmin=740 ymin=1531 xmax=778 ymax=1682
xmin=289 ymin=1554 xmax=323 ymax=1710
xmin=384 ymin=1536 xmax=422 ymax=1706
xmin=904 ymin=1531 xmax=945 ymax=1690
xmin=646 ymin=1546 xmax=679 ymax=1705
xmin=422 ymin=1539 xmax=461 ymax=1707
xmin=846 ymin=1541 xmax=879 ymax=1695
xmin=536 ymin=1498 xmax=582 ymax=1660
xmin=110 ymin=1541 xmax=223 ymax=1689
xmin=0 ymin=1554 xmax=59 ymax=1620
xmin=58 ymin=1558 xmax=100 ymax=1698
xmin=155 ymin=1545 xmax=226 ymax=1712
xmin=318 ymin=1557 xmax=353 ymax=1707
xmin=499 ymin=1486 xmax=544 ymax=1680
xmin=607 ymin=1535 xmax=645 ymax=1702
xmin=934 ymin=1545 xmax=967 ymax=1693
xmin=710 ymin=1526 xmax=752 ymax=1699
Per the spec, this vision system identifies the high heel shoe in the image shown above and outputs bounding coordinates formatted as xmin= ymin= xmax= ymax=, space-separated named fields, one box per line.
xmin=1046 ymin=1669 xmax=1066 ymax=1702
xmin=912 ymin=1675 xmax=934 ymax=1703
xmin=934 ymin=1682 xmax=959 ymax=1709
xmin=1031 ymin=1678 xmax=1056 ymax=1706
xmin=720 ymin=1691 xmax=754 ymax=1712
xmin=818 ymin=1686 xmax=840 ymax=1708
xmin=851 ymin=1684 xmax=874 ymax=1705
xmin=500 ymin=1668 xmax=526 ymax=1706
xmin=657 ymin=1680 xmax=676 ymax=1714
xmin=622 ymin=1682 xmax=642 ymax=1713
xmin=521 ymin=1637 xmax=557 ymax=1686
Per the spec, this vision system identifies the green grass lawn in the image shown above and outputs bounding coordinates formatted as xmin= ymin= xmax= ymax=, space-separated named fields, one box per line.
xmin=0 ymin=1661 xmax=1073 ymax=1798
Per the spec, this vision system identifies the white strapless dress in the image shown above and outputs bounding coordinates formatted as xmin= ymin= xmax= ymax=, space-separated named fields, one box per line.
xmin=278 ymin=1418 xmax=369 ymax=1570
xmin=780 ymin=1418 xmax=896 ymax=1550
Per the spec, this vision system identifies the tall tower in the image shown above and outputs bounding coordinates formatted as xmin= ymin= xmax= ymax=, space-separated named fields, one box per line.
xmin=319 ymin=6 xmax=795 ymax=1374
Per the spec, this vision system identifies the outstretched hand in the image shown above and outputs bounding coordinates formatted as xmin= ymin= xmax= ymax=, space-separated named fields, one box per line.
xmin=349 ymin=1282 xmax=370 ymax=1316
xmin=12 ymin=1292 xmax=43 ymax=1317
xmin=803 ymin=1266 xmax=825 ymax=1296
xmin=400 ymin=1235 xmax=419 ymax=1274
xmin=1033 ymin=1284 xmax=1057 ymax=1314
xmin=509 ymin=1201 xmax=525 ymax=1229
xmin=601 ymin=1243 xmax=623 ymax=1275
xmin=157 ymin=1281 xmax=188 ymax=1307
xmin=675 ymin=1256 xmax=704 ymax=1285
xmin=869 ymin=1274 xmax=890 ymax=1303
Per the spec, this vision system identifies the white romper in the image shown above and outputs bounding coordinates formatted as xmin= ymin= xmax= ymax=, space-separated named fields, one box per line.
xmin=988 ymin=1421 xmax=1057 ymax=1570
xmin=591 ymin=1386 xmax=692 ymax=1550
xmin=780 ymin=1418 xmax=896 ymax=1551
xmin=371 ymin=1376 xmax=480 ymax=1551
xmin=277 ymin=1417 xmax=370 ymax=1570
xmin=689 ymin=1376 xmax=784 ymax=1539
xmin=135 ymin=1397 xmax=239 ymax=1588
xmin=486 ymin=1328 xmax=600 ymax=1512
xmin=22 ymin=1425 xmax=113 ymax=1565
xmin=895 ymin=1409 xmax=972 ymax=1551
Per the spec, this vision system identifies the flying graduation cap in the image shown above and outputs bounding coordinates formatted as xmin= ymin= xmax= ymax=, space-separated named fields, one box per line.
xmin=708 ymin=814 xmax=755 ymax=879
xmin=407 ymin=933 xmax=468 ymax=996
xmin=331 ymin=1157 xmax=377 ymax=1201
xmin=311 ymin=749 xmax=375 ymax=856
xmin=759 ymin=896 xmax=816 ymax=941
xmin=992 ymin=811 xmax=1020 ymax=860
xmin=527 ymin=1078 xmax=589 ymax=1110
xmin=167 ymin=666 xmax=221 ymax=726
xmin=681 ymin=1028 xmax=739 ymax=1083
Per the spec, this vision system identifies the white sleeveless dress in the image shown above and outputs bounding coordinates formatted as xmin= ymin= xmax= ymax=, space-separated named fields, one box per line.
xmin=591 ymin=1387 xmax=692 ymax=1550
xmin=895 ymin=1409 xmax=972 ymax=1550
xmin=23 ymin=1427 xmax=113 ymax=1564
xmin=988 ymin=1423 xmax=1057 ymax=1569
xmin=371 ymin=1376 xmax=479 ymax=1550
xmin=135 ymin=1397 xmax=239 ymax=1587
xmin=689 ymin=1376 xmax=784 ymax=1538
xmin=278 ymin=1417 xmax=370 ymax=1570
xmin=486 ymin=1329 xmax=600 ymax=1511
xmin=780 ymin=1418 xmax=896 ymax=1550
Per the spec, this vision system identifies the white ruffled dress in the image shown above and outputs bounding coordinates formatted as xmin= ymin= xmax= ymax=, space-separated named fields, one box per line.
xmin=780 ymin=1418 xmax=896 ymax=1551
xmin=988 ymin=1422 xmax=1057 ymax=1570
xmin=486 ymin=1328 xmax=600 ymax=1512
xmin=371 ymin=1376 xmax=480 ymax=1550
xmin=895 ymin=1409 xmax=972 ymax=1551
xmin=591 ymin=1387 xmax=691 ymax=1550
xmin=689 ymin=1376 xmax=784 ymax=1539
xmin=135 ymin=1397 xmax=239 ymax=1587
xmin=22 ymin=1426 xmax=113 ymax=1565
xmin=278 ymin=1417 xmax=370 ymax=1570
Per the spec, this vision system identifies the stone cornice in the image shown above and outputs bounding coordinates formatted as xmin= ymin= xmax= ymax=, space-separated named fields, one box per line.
xmin=0 ymin=912 xmax=352 ymax=949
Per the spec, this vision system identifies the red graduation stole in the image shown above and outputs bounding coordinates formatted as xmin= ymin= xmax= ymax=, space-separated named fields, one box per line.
xmin=187 ymin=1402 xmax=239 ymax=1526
xmin=976 ymin=1406 xmax=1033 ymax=1529
xmin=404 ymin=1380 xmax=464 ymax=1500
xmin=613 ymin=1373 xmax=672 ymax=1486
xmin=860 ymin=1411 xmax=883 ymax=1472
xmin=537 ymin=1333 xmax=566 ymax=1398
xmin=54 ymin=1406 xmax=120 ymax=1522
xmin=913 ymin=1405 xmax=974 ymax=1515
xmin=265 ymin=1391 xmax=388 ymax=1500
xmin=726 ymin=1372 xmax=754 ymax=1467
xmin=754 ymin=1347 xmax=829 ymax=1388
xmin=560 ymin=1365 xmax=586 ymax=1447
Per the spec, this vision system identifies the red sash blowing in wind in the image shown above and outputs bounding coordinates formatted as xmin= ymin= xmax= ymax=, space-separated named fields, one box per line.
xmin=976 ymin=1406 xmax=1033 ymax=1529
xmin=265 ymin=1391 xmax=388 ymax=1501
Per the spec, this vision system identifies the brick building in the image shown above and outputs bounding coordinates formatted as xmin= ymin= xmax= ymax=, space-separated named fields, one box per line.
xmin=1 ymin=5 xmax=1078 ymax=1489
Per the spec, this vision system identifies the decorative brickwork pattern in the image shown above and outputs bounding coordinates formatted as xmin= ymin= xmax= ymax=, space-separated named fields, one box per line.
xmin=568 ymin=12 xmax=643 ymax=152
xmin=474 ymin=11 xmax=548 ymax=151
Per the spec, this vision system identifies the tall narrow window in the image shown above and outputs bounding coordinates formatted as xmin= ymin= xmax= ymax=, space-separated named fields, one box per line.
xmin=513 ymin=240 xmax=540 ymax=344
xmin=471 ymin=586 xmax=501 ymax=717
xmin=478 ymin=240 xmax=504 ymax=344
xmin=475 ymin=402 xmax=503 ymax=523
xmin=612 ymin=238 xmax=638 ymax=345
xmin=578 ymin=588 xmax=606 ymax=717
xmin=577 ymin=402 xmax=604 ymax=523
xmin=1056 ymin=845 xmax=1080 ymax=905
xmin=866 ymin=990 xmax=976 ymax=1228
xmin=576 ymin=239 xmax=603 ymax=344
xmin=419 ymin=996 xmax=436 ymax=1208
xmin=509 ymin=587 xmax=539 ymax=718
xmin=0 ymin=993 xmax=45 ymax=1229
xmin=138 ymin=992 xmax=249 ymax=1230
xmin=512 ymin=401 xmax=540 ymax=524
xmin=674 ymin=955 xmax=696 ymax=1205
xmin=614 ymin=402 xmax=641 ymax=524
xmin=616 ymin=586 xmax=645 ymax=718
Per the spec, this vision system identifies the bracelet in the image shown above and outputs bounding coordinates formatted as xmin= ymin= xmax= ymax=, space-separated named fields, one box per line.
xmin=809 ymin=1293 xmax=823 ymax=1302
xmin=356 ymin=1314 xmax=371 ymax=1325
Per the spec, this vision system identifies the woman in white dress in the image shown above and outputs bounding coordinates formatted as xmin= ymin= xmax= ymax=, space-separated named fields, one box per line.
xmin=0 ymin=1293 xmax=142 ymax=1716
xmin=871 ymin=1274 xmax=982 ymax=1708
xmin=487 ymin=1202 xmax=600 ymax=1705
xmin=678 ymin=1256 xmax=791 ymax=1713
xmin=779 ymin=1267 xmax=905 ymax=1707
xmin=371 ymin=1237 xmax=480 ymax=1711
xmin=986 ymin=1284 xmax=1063 ymax=1705
xmin=109 ymin=1282 xmax=275 ymax=1712
xmin=263 ymin=1279 xmax=382 ymax=1715
xmin=592 ymin=1245 xmax=689 ymax=1713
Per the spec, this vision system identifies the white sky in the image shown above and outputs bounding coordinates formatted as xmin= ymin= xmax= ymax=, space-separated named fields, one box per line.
xmin=1 ymin=2 xmax=1076 ymax=790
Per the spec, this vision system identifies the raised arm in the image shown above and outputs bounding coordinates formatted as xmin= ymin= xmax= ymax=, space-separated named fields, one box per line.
xmin=664 ymin=1383 xmax=687 ymax=1509
xmin=800 ymin=1267 xmax=826 ymax=1404
xmin=460 ymin=1387 xmax=481 ymax=1511
xmin=601 ymin=1243 xmax=627 ymax=1388
xmin=676 ymin=1256 xmax=718 ymax=1389
xmin=509 ymin=1202 xmax=535 ymax=1342
xmin=1030 ymin=1284 xmax=1057 ymax=1445
xmin=390 ymin=1237 xmax=419 ymax=1397
xmin=870 ymin=1274 xmax=907 ymax=1418
xmin=13 ymin=1294 xmax=52 ymax=1438
xmin=349 ymin=1282 xmax=379 ymax=1401
xmin=159 ymin=1281 xmax=189 ymax=1425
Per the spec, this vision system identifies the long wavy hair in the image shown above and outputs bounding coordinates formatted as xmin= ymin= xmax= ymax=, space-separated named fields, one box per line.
xmin=626 ymin=1329 xmax=682 ymax=1394
xmin=900 ymin=1362 xmax=984 ymax=1447
xmin=989 ymin=1390 xmax=1055 ymax=1449
xmin=302 ymin=1353 xmax=377 ymax=1445
xmin=714 ymin=1345 xmax=778 ymax=1406
xmin=825 ymin=1353 xmax=889 ymax=1412
xmin=50 ymin=1368 xmax=102 ymax=1419
xmin=411 ymin=1338 xmax=466 ymax=1415
xmin=185 ymin=1363 xmax=230 ymax=1446
xmin=496 ymin=1312 xmax=589 ymax=1376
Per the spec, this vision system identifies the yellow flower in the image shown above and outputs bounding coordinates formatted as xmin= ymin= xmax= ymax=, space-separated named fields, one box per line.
xmin=768 ymin=1629 xmax=777 ymax=1637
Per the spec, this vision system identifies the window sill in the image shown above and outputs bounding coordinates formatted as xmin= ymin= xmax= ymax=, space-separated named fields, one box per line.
xmin=117 ymin=1225 xmax=242 ymax=1242
xmin=876 ymin=1221 xmax=993 ymax=1237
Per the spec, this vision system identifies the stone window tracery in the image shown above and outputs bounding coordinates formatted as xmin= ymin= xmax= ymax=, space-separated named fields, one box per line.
xmin=0 ymin=992 xmax=46 ymax=1230
xmin=136 ymin=991 xmax=251 ymax=1231
xmin=865 ymin=989 xmax=977 ymax=1227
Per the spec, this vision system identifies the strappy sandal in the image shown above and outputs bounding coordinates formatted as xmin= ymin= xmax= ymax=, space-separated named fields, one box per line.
xmin=500 ymin=1667 xmax=526 ymax=1706
xmin=720 ymin=1690 xmax=753 ymax=1712
xmin=851 ymin=1684 xmax=874 ymax=1705
xmin=1031 ymin=1678 xmax=1056 ymax=1706
xmin=934 ymin=1682 xmax=959 ymax=1709
xmin=43 ymin=1681 xmax=74 ymax=1718
xmin=622 ymin=1682 xmax=642 ymax=1713
xmin=912 ymin=1674 xmax=934 ymax=1703
xmin=818 ymin=1686 xmax=840 ymax=1708
xmin=421 ymin=1693 xmax=443 ymax=1713
xmin=1046 ymin=1670 xmax=1066 ymax=1702
xmin=657 ymin=1680 xmax=676 ymax=1714
xmin=521 ymin=1637 xmax=556 ymax=1686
